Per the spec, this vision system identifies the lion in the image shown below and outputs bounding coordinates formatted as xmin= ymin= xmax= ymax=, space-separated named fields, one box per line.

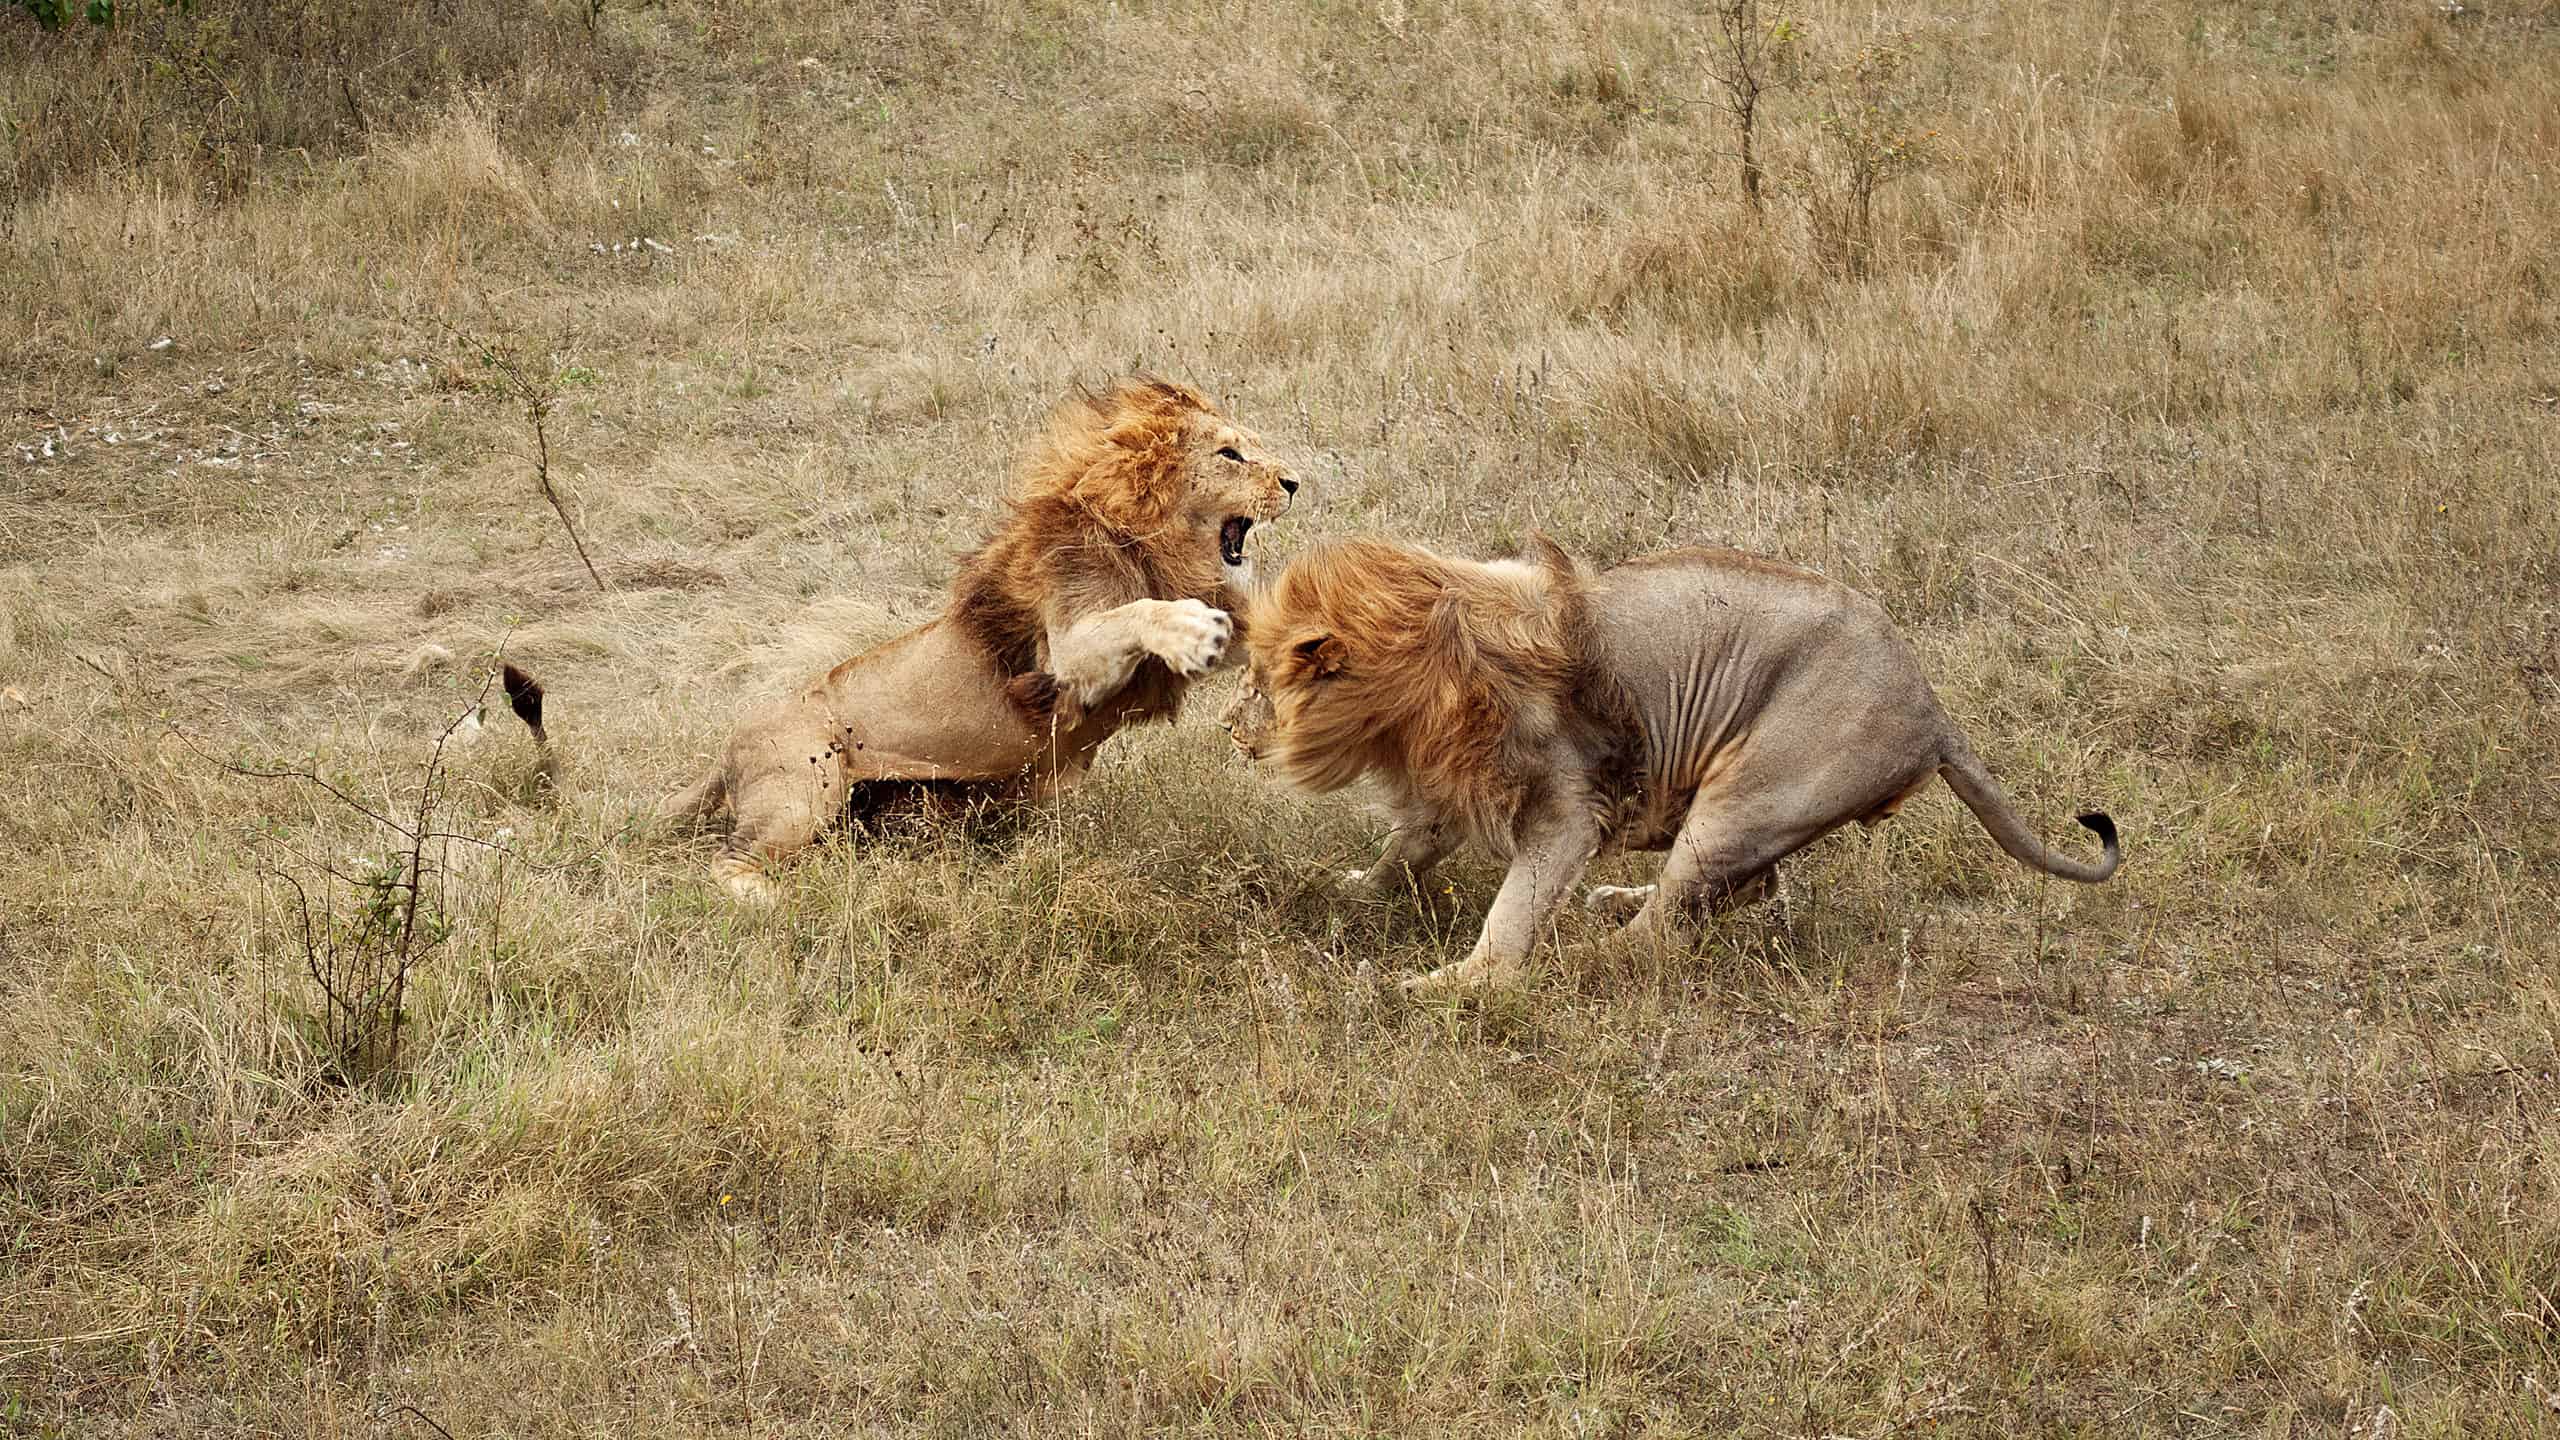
xmin=663 ymin=377 xmax=1298 ymax=901
xmin=1221 ymin=536 xmax=2121 ymax=991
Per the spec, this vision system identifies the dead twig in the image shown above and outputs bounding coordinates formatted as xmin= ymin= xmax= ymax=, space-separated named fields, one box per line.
xmin=0 ymin=1320 xmax=158 ymax=1358
xmin=430 ymin=317 xmax=608 ymax=593
xmin=1971 ymin=1194 xmax=2004 ymax=1358
xmin=392 ymin=1406 xmax=457 ymax=1440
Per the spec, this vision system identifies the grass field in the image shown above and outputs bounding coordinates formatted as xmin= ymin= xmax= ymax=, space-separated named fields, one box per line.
xmin=4 ymin=1 xmax=2558 ymax=1434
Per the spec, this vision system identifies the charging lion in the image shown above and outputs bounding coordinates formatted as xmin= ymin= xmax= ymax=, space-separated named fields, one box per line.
xmin=668 ymin=377 xmax=1298 ymax=900
xmin=1222 ymin=536 xmax=2121 ymax=991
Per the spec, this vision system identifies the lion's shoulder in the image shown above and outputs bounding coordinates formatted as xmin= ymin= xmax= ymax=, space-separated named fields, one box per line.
xmin=949 ymin=496 xmax=1165 ymax=671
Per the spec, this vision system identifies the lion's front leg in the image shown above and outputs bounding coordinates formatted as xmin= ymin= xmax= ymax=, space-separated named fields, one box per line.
xmin=1346 ymin=817 xmax=1460 ymax=900
xmin=1046 ymin=599 xmax=1232 ymax=710
xmin=1404 ymin=796 xmax=1600 ymax=995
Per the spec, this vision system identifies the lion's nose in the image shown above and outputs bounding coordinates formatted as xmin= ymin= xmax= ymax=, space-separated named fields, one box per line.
xmin=1279 ymin=476 xmax=1299 ymax=496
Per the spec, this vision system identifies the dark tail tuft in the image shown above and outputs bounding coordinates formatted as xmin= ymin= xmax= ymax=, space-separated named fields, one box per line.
xmin=501 ymin=663 xmax=547 ymax=746
xmin=2075 ymin=811 xmax=2117 ymax=849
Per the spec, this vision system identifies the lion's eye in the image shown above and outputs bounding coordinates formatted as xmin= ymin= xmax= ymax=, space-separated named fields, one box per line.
xmin=1216 ymin=446 xmax=1244 ymax=463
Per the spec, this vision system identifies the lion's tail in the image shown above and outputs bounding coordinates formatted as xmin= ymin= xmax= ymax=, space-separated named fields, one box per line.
xmin=499 ymin=661 xmax=726 ymax=822
xmin=500 ymin=663 xmax=562 ymax=790
xmin=1937 ymin=740 xmax=2121 ymax=884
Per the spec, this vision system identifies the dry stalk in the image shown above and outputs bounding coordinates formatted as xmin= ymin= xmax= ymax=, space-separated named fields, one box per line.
xmin=435 ymin=319 xmax=609 ymax=593
xmin=1708 ymin=0 xmax=1783 ymax=211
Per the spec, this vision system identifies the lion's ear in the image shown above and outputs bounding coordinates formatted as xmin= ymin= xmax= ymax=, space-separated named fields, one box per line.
xmin=1294 ymin=633 xmax=1346 ymax=680
xmin=1525 ymin=530 xmax=1580 ymax=581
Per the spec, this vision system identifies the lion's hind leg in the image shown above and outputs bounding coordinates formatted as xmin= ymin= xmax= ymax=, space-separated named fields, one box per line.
xmin=1622 ymin=745 xmax=1927 ymax=948
xmin=716 ymin=770 xmax=836 ymax=905
xmin=1598 ymin=868 xmax=1782 ymax=932
xmin=1615 ymin=830 xmax=1787 ymax=950
xmin=712 ymin=725 xmax=862 ymax=904
xmin=659 ymin=767 xmax=727 ymax=830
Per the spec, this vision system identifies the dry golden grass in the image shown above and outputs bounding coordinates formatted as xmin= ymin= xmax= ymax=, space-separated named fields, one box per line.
xmin=4 ymin=1 xmax=2558 ymax=1434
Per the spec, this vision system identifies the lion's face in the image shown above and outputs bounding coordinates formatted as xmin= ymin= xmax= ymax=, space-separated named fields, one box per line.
xmin=1221 ymin=626 xmax=1347 ymax=773
xmin=1218 ymin=672 xmax=1279 ymax=762
xmin=1022 ymin=379 xmax=1301 ymax=607
xmin=1176 ymin=412 xmax=1297 ymax=599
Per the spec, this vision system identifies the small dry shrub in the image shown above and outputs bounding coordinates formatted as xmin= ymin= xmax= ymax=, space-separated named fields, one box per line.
xmin=272 ymin=842 xmax=452 ymax=1088
xmin=1789 ymin=28 xmax=1949 ymax=277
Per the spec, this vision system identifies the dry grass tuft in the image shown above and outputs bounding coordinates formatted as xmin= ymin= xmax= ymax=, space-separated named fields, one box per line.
xmin=0 ymin=0 xmax=620 ymax=207
xmin=5 ymin=0 xmax=2559 ymax=1434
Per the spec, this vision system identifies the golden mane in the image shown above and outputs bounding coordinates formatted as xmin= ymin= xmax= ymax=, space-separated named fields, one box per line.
xmin=1244 ymin=537 xmax=1585 ymax=849
xmin=1011 ymin=376 xmax=1215 ymax=538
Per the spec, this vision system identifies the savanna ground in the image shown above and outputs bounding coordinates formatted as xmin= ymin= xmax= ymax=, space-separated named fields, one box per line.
xmin=4 ymin=1 xmax=2558 ymax=1434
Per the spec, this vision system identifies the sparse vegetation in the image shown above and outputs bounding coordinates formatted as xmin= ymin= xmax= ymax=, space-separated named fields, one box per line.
xmin=1705 ymin=0 xmax=1790 ymax=211
xmin=247 ymin=723 xmax=462 ymax=1089
xmin=4 ymin=1 xmax=2557 ymax=1435
xmin=446 ymin=323 xmax=609 ymax=593
xmin=1793 ymin=26 xmax=1944 ymax=276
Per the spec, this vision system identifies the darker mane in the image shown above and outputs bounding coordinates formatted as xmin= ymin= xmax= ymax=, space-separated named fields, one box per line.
xmin=945 ymin=378 xmax=1225 ymax=725
xmin=949 ymin=495 xmax=1179 ymax=678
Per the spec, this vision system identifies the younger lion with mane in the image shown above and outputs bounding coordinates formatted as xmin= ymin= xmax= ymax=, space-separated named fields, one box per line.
xmin=670 ymin=377 xmax=1297 ymax=899
xmin=1224 ymin=537 xmax=2120 ymax=990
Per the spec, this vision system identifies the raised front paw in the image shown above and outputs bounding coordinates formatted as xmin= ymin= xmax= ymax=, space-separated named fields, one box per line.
xmin=1149 ymin=598 xmax=1233 ymax=676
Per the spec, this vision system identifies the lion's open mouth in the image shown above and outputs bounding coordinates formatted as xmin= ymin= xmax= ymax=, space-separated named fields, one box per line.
xmin=1219 ymin=516 xmax=1253 ymax=568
